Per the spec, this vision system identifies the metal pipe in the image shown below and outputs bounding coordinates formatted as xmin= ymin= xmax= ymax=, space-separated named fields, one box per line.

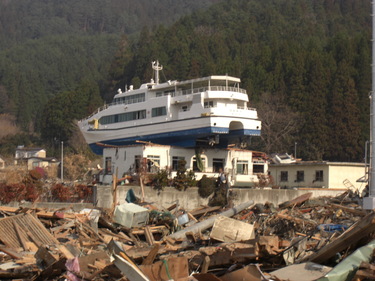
xmin=370 ymin=0 xmax=375 ymax=197
xmin=168 ymin=200 xmax=254 ymax=240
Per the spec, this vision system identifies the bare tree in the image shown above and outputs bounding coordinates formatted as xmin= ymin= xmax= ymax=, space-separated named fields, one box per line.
xmin=0 ymin=114 xmax=20 ymax=138
xmin=256 ymin=92 xmax=301 ymax=154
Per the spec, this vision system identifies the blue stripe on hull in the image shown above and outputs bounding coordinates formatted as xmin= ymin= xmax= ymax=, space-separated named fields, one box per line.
xmin=89 ymin=126 xmax=261 ymax=155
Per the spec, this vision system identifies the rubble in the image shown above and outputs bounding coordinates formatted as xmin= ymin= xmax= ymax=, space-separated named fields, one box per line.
xmin=0 ymin=191 xmax=373 ymax=280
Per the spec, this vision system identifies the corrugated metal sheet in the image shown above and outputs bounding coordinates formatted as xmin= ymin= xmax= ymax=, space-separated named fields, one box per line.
xmin=0 ymin=213 xmax=59 ymax=249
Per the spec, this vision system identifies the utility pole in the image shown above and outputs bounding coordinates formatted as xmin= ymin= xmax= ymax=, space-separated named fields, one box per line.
xmin=363 ymin=0 xmax=375 ymax=209
xmin=294 ymin=142 xmax=297 ymax=159
xmin=61 ymin=141 xmax=64 ymax=182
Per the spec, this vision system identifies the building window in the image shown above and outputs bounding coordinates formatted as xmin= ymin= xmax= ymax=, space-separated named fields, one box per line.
xmin=213 ymin=158 xmax=225 ymax=172
xmin=182 ymin=105 xmax=188 ymax=112
xmin=147 ymin=155 xmax=160 ymax=172
xmin=204 ymin=101 xmax=214 ymax=108
xmin=253 ymin=164 xmax=264 ymax=173
xmin=280 ymin=171 xmax=288 ymax=182
xmin=236 ymin=160 xmax=248 ymax=175
xmin=192 ymin=156 xmax=206 ymax=172
xmin=172 ymin=156 xmax=185 ymax=171
xmin=315 ymin=170 xmax=324 ymax=182
xmin=152 ymin=106 xmax=167 ymax=117
xmin=105 ymin=157 xmax=112 ymax=174
xmin=134 ymin=155 xmax=142 ymax=172
xmin=296 ymin=171 xmax=304 ymax=182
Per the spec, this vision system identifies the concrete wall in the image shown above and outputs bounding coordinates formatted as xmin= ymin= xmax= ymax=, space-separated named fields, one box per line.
xmin=95 ymin=185 xmax=348 ymax=211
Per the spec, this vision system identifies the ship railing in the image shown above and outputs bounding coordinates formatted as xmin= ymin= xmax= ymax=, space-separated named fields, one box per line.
xmin=174 ymin=86 xmax=246 ymax=97
xmin=237 ymin=106 xmax=257 ymax=111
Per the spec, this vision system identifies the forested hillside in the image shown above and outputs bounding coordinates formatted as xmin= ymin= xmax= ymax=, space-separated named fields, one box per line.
xmin=0 ymin=0 xmax=372 ymax=162
xmin=107 ymin=0 xmax=371 ymax=162
xmin=0 ymin=0 xmax=218 ymax=154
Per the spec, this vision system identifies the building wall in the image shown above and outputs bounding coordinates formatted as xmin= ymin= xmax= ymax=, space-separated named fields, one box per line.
xmin=327 ymin=164 xmax=366 ymax=193
xmin=269 ymin=163 xmax=366 ymax=192
xmin=27 ymin=159 xmax=51 ymax=170
xmin=101 ymin=145 xmax=267 ymax=186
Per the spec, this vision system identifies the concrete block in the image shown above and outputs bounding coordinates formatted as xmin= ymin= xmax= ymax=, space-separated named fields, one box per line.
xmin=210 ymin=215 xmax=254 ymax=243
xmin=113 ymin=203 xmax=149 ymax=228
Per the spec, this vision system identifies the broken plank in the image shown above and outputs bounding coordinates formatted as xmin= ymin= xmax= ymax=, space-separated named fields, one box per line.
xmin=144 ymin=226 xmax=155 ymax=246
xmin=112 ymin=253 xmax=149 ymax=281
xmin=302 ymin=212 xmax=375 ymax=264
xmin=0 ymin=247 xmax=23 ymax=259
xmin=13 ymin=221 xmax=29 ymax=251
xmin=142 ymin=244 xmax=160 ymax=266
xmin=276 ymin=213 xmax=317 ymax=226
xmin=187 ymin=212 xmax=198 ymax=222
xmin=189 ymin=206 xmax=221 ymax=217
xmin=328 ymin=203 xmax=367 ymax=216
xmin=278 ymin=192 xmax=313 ymax=209
xmin=200 ymin=256 xmax=210 ymax=273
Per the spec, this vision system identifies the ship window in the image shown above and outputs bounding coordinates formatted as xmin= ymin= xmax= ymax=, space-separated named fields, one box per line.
xmin=182 ymin=106 xmax=188 ymax=112
xmin=280 ymin=171 xmax=288 ymax=182
xmin=172 ymin=156 xmax=185 ymax=171
xmin=152 ymin=106 xmax=167 ymax=117
xmin=204 ymin=101 xmax=214 ymax=108
xmin=213 ymin=158 xmax=224 ymax=172
xmin=100 ymin=110 xmax=146 ymax=125
xmin=124 ymin=93 xmax=145 ymax=104
xmin=236 ymin=160 xmax=248 ymax=175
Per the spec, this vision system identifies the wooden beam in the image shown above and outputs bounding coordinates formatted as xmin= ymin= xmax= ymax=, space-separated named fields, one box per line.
xmin=142 ymin=244 xmax=160 ymax=266
xmin=303 ymin=212 xmax=375 ymax=264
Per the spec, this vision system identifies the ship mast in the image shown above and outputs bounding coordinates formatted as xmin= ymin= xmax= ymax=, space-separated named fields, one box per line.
xmin=152 ymin=60 xmax=163 ymax=85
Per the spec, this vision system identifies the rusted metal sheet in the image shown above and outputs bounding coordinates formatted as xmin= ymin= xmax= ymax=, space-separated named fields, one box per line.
xmin=0 ymin=213 xmax=58 ymax=249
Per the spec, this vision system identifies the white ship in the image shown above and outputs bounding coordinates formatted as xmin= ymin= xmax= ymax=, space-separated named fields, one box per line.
xmin=78 ymin=61 xmax=261 ymax=155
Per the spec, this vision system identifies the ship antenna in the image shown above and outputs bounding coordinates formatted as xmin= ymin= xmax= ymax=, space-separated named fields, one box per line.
xmin=152 ymin=60 xmax=163 ymax=85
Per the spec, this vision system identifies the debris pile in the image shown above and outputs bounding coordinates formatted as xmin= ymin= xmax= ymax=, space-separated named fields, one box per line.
xmin=0 ymin=191 xmax=374 ymax=281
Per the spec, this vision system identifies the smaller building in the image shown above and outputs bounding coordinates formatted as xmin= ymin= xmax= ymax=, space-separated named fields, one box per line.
xmin=15 ymin=146 xmax=46 ymax=164
xmin=14 ymin=146 xmax=59 ymax=170
xmin=100 ymin=143 xmax=268 ymax=187
xmin=268 ymin=161 xmax=367 ymax=193
xmin=0 ymin=156 xmax=5 ymax=169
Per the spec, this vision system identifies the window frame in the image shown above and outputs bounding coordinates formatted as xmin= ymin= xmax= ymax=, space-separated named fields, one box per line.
xmin=280 ymin=171 xmax=288 ymax=182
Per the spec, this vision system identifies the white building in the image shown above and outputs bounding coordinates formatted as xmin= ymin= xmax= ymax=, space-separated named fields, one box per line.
xmin=100 ymin=143 xmax=268 ymax=187
xmin=0 ymin=156 xmax=5 ymax=169
xmin=268 ymin=161 xmax=367 ymax=194
xmin=14 ymin=146 xmax=59 ymax=171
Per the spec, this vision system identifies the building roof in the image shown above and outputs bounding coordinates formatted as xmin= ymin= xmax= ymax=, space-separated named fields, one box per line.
xmin=270 ymin=161 xmax=366 ymax=167
xmin=27 ymin=157 xmax=58 ymax=162
xmin=16 ymin=147 xmax=45 ymax=152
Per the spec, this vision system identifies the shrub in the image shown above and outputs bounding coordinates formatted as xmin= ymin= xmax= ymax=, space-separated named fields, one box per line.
xmin=198 ymin=175 xmax=216 ymax=198
xmin=75 ymin=184 xmax=93 ymax=202
xmin=51 ymin=184 xmax=72 ymax=202
xmin=151 ymin=169 xmax=170 ymax=191
xmin=173 ymin=160 xmax=196 ymax=191
xmin=0 ymin=183 xmax=27 ymax=203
